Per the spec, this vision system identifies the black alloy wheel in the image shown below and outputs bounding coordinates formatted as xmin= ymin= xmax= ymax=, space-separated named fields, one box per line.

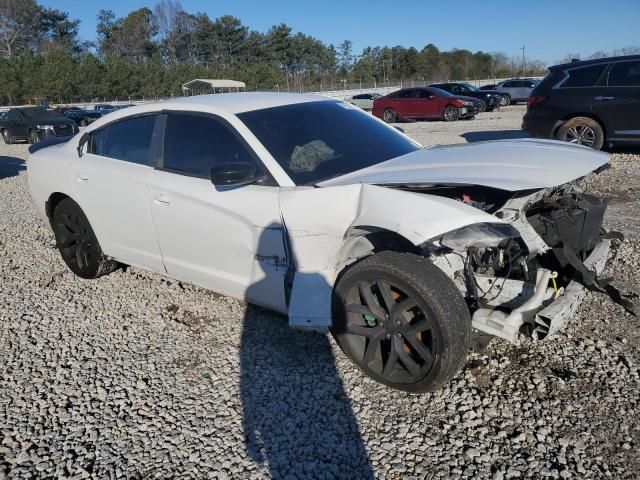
xmin=332 ymin=251 xmax=471 ymax=392
xmin=52 ymin=198 xmax=118 ymax=279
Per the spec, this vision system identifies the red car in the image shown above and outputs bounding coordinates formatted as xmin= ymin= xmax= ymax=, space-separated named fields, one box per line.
xmin=372 ymin=87 xmax=478 ymax=123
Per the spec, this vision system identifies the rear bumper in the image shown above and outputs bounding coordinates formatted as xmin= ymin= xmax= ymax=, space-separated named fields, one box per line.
xmin=522 ymin=112 xmax=555 ymax=139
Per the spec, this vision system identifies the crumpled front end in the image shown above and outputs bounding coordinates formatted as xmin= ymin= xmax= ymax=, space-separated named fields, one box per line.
xmin=425 ymin=184 xmax=617 ymax=343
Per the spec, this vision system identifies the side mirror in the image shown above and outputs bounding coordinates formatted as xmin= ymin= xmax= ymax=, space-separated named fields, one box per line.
xmin=210 ymin=162 xmax=262 ymax=187
xmin=77 ymin=132 xmax=89 ymax=157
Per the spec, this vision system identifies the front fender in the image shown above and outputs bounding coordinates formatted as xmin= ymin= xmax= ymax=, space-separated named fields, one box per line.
xmin=280 ymin=184 xmax=500 ymax=329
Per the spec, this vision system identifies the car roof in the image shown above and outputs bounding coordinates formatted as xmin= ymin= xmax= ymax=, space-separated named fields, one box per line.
xmin=161 ymin=92 xmax=334 ymax=114
xmin=550 ymin=54 xmax=640 ymax=70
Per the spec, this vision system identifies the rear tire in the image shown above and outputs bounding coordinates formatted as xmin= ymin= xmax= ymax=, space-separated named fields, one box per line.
xmin=499 ymin=95 xmax=511 ymax=107
xmin=443 ymin=105 xmax=459 ymax=122
xmin=51 ymin=198 xmax=119 ymax=279
xmin=476 ymin=100 xmax=486 ymax=113
xmin=332 ymin=251 xmax=471 ymax=393
xmin=80 ymin=119 xmax=88 ymax=127
xmin=382 ymin=108 xmax=396 ymax=123
xmin=555 ymin=116 xmax=604 ymax=150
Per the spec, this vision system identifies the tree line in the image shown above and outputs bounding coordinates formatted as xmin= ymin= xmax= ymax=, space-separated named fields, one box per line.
xmin=0 ymin=0 xmax=636 ymax=105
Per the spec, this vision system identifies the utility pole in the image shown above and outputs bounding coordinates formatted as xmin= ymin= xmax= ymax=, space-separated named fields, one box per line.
xmin=520 ymin=45 xmax=525 ymax=77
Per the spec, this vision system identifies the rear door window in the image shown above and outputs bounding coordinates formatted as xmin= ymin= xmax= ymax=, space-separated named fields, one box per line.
xmin=89 ymin=115 xmax=157 ymax=165
xmin=608 ymin=61 xmax=640 ymax=86
xmin=562 ymin=64 xmax=608 ymax=88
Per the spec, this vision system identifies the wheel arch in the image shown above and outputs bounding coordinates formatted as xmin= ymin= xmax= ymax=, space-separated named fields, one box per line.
xmin=47 ymin=192 xmax=73 ymax=220
xmin=335 ymin=226 xmax=417 ymax=279
xmin=553 ymin=113 xmax=607 ymax=141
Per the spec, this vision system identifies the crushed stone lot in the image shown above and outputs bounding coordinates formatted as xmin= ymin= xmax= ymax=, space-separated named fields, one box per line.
xmin=1 ymin=105 xmax=638 ymax=479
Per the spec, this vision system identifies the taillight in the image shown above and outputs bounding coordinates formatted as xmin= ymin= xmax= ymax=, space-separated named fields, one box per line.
xmin=528 ymin=96 xmax=545 ymax=106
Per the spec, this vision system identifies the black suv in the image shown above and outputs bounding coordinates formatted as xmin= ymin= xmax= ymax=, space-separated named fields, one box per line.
xmin=523 ymin=55 xmax=640 ymax=150
xmin=0 ymin=107 xmax=77 ymax=144
xmin=430 ymin=83 xmax=502 ymax=111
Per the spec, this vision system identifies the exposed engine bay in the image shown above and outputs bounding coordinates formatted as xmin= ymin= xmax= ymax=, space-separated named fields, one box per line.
xmin=415 ymin=182 xmax=628 ymax=342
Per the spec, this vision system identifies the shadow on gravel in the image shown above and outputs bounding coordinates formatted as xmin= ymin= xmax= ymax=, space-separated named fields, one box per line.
xmin=240 ymin=228 xmax=373 ymax=479
xmin=0 ymin=155 xmax=26 ymax=179
xmin=461 ymin=130 xmax=530 ymax=142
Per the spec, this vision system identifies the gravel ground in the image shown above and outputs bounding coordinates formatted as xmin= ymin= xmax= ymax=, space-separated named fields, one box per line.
xmin=1 ymin=105 xmax=638 ymax=479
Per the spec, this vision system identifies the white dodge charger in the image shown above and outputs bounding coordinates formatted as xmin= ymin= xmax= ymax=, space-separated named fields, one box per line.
xmin=28 ymin=93 xmax=615 ymax=392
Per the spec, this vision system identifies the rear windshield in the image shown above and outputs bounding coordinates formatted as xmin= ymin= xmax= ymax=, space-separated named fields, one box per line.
xmin=238 ymin=101 xmax=420 ymax=185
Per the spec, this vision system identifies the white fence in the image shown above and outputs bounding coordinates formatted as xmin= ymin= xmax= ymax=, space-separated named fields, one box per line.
xmin=0 ymin=77 xmax=545 ymax=110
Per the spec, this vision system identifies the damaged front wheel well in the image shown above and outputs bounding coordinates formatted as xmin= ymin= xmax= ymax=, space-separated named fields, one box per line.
xmin=335 ymin=227 xmax=417 ymax=282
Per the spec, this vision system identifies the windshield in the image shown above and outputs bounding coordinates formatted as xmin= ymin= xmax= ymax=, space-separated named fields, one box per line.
xmin=238 ymin=101 xmax=420 ymax=185
xmin=460 ymin=83 xmax=479 ymax=92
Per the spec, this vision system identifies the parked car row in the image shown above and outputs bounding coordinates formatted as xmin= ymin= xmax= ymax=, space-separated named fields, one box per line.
xmin=0 ymin=104 xmax=135 ymax=143
xmin=370 ymin=87 xmax=487 ymax=123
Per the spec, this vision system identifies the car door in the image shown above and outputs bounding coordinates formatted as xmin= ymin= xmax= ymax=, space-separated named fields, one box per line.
xmin=393 ymin=89 xmax=415 ymax=117
xmin=147 ymin=112 xmax=287 ymax=312
xmin=500 ymin=81 xmax=517 ymax=99
xmin=72 ymin=114 xmax=165 ymax=272
xmin=417 ymin=88 xmax=441 ymax=117
xmin=598 ymin=59 xmax=640 ymax=142
xmin=14 ymin=110 xmax=30 ymax=139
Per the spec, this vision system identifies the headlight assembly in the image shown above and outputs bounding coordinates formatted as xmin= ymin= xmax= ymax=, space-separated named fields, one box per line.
xmin=438 ymin=223 xmax=521 ymax=250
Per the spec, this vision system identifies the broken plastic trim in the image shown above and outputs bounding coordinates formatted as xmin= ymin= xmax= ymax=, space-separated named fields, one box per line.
xmin=439 ymin=222 xmax=521 ymax=251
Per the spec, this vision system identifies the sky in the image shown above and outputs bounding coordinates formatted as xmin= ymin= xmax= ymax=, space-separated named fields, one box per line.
xmin=41 ymin=0 xmax=640 ymax=64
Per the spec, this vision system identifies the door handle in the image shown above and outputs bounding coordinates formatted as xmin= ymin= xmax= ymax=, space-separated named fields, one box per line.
xmin=76 ymin=174 xmax=89 ymax=182
xmin=594 ymin=96 xmax=615 ymax=101
xmin=154 ymin=194 xmax=171 ymax=206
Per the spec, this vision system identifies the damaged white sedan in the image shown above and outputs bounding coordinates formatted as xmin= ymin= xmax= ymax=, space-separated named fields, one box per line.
xmin=28 ymin=93 xmax=619 ymax=392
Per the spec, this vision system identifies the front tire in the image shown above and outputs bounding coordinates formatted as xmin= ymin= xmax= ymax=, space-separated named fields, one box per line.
xmin=499 ymin=95 xmax=511 ymax=107
xmin=476 ymin=100 xmax=487 ymax=113
xmin=51 ymin=198 xmax=119 ymax=279
xmin=555 ymin=116 xmax=604 ymax=150
xmin=28 ymin=129 xmax=39 ymax=144
xmin=332 ymin=251 xmax=471 ymax=393
xmin=382 ymin=108 xmax=396 ymax=123
xmin=443 ymin=105 xmax=459 ymax=122
xmin=2 ymin=129 xmax=14 ymax=144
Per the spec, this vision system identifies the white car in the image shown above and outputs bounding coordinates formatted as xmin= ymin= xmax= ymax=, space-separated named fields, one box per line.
xmin=28 ymin=93 xmax=614 ymax=392
xmin=346 ymin=93 xmax=382 ymax=110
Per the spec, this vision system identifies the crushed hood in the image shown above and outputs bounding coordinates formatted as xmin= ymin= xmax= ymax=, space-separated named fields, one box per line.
xmin=318 ymin=139 xmax=610 ymax=191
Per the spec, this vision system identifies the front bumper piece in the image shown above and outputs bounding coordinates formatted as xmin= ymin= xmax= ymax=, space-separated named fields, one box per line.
xmin=471 ymin=238 xmax=611 ymax=342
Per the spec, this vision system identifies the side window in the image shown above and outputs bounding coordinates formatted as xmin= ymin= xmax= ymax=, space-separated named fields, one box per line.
xmin=88 ymin=127 xmax=108 ymax=156
xmin=502 ymin=81 xmax=515 ymax=88
xmin=419 ymin=89 xmax=434 ymax=98
xmin=163 ymin=114 xmax=258 ymax=178
xmin=397 ymin=90 xmax=412 ymax=99
xmin=408 ymin=89 xmax=422 ymax=98
xmin=608 ymin=61 xmax=640 ymax=87
xmin=562 ymin=64 xmax=608 ymax=88
xmin=101 ymin=115 xmax=157 ymax=165
xmin=352 ymin=94 xmax=364 ymax=100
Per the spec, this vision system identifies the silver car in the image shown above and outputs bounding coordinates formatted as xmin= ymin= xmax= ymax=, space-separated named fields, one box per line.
xmin=346 ymin=93 xmax=382 ymax=110
xmin=494 ymin=79 xmax=540 ymax=105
